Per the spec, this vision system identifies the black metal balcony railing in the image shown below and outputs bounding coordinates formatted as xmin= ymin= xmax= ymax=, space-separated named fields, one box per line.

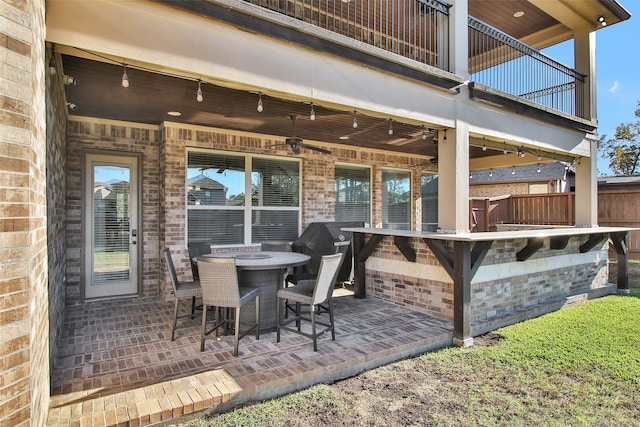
xmin=468 ymin=17 xmax=586 ymax=119
xmin=247 ymin=0 xmax=451 ymax=70
xmin=247 ymin=1 xmax=586 ymax=120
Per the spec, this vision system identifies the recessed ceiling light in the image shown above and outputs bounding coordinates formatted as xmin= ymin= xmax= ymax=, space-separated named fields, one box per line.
xmin=514 ymin=11 xmax=524 ymax=18
xmin=167 ymin=111 xmax=181 ymax=117
xmin=339 ymin=136 xmax=349 ymax=140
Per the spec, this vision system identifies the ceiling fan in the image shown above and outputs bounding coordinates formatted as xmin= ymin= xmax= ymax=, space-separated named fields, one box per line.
xmin=281 ymin=115 xmax=331 ymax=155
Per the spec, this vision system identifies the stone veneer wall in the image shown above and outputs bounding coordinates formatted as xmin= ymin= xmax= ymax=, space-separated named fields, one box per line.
xmin=46 ymin=47 xmax=68 ymax=373
xmin=65 ymin=118 xmax=160 ymax=304
xmin=363 ymin=235 xmax=610 ymax=332
xmin=0 ymin=0 xmax=49 ymax=425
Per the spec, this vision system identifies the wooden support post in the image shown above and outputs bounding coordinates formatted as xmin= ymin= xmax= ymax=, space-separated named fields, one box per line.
xmin=453 ymin=241 xmax=473 ymax=347
xmin=352 ymin=233 xmax=384 ymax=299
xmin=352 ymin=232 xmax=366 ymax=299
xmin=610 ymin=232 xmax=629 ymax=294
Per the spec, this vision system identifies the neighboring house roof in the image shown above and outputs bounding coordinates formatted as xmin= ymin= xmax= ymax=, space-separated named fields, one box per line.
xmin=598 ymin=175 xmax=640 ymax=189
xmin=187 ymin=174 xmax=226 ymax=191
xmin=470 ymin=162 xmax=570 ymax=185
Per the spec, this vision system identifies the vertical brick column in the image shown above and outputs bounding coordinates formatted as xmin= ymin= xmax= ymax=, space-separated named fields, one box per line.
xmin=0 ymin=1 xmax=50 ymax=425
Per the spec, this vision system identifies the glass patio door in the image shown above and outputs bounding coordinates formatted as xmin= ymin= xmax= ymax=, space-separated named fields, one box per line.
xmin=84 ymin=153 xmax=139 ymax=299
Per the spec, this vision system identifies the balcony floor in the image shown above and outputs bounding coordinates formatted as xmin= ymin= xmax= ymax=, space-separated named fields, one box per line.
xmin=47 ymin=290 xmax=453 ymax=426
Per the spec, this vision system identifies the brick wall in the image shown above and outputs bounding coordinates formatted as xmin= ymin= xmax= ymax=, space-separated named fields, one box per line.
xmin=160 ymin=123 xmax=422 ymax=298
xmin=65 ymin=119 xmax=160 ymax=304
xmin=470 ymin=182 xmax=529 ymax=197
xmin=469 ymin=238 xmax=609 ymax=324
xmin=361 ymin=234 xmax=610 ymax=330
xmin=0 ymin=0 xmax=49 ymax=425
xmin=46 ymin=46 xmax=68 ymax=374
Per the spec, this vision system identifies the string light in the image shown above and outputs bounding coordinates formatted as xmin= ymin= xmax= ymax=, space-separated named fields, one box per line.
xmin=489 ymin=169 xmax=493 ymax=177
xmin=257 ymin=93 xmax=263 ymax=112
xmin=537 ymin=164 xmax=541 ymax=173
xmin=310 ymin=104 xmax=316 ymax=121
xmin=196 ymin=79 xmax=203 ymax=102
xmin=503 ymin=142 xmax=508 ymax=155
xmin=511 ymin=166 xmax=516 ymax=175
xmin=63 ymin=75 xmax=78 ymax=86
xmin=388 ymin=119 xmax=394 ymax=135
xmin=443 ymin=129 xmax=447 ymax=143
xmin=519 ymin=146 xmax=526 ymax=158
xmin=352 ymin=111 xmax=358 ymax=128
xmin=49 ymin=57 xmax=56 ymax=76
xmin=422 ymin=126 xmax=428 ymax=140
xmin=121 ymin=64 xmax=129 ymax=88
xmin=482 ymin=144 xmax=487 ymax=151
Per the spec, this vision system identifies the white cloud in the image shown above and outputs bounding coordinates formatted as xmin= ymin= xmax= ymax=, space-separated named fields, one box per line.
xmin=608 ymin=81 xmax=619 ymax=93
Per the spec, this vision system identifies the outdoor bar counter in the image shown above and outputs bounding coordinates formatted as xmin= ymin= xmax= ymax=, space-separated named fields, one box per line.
xmin=342 ymin=226 xmax=635 ymax=347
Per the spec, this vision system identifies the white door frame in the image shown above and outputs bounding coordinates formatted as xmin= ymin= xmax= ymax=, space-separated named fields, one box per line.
xmin=82 ymin=151 xmax=142 ymax=300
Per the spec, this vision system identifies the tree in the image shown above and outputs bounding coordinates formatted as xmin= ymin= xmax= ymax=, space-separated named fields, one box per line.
xmin=599 ymin=100 xmax=640 ymax=176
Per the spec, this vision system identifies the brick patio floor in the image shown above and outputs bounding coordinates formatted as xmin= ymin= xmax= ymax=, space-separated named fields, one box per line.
xmin=47 ymin=291 xmax=453 ymax=426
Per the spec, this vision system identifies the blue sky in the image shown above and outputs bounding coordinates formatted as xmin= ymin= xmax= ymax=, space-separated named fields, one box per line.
xmin=543 ymin=0 xmax=639 ymax=176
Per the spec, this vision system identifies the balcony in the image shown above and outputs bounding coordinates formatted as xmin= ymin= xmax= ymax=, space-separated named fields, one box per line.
xmin=243 ymin=0 xmax=588 ymax=122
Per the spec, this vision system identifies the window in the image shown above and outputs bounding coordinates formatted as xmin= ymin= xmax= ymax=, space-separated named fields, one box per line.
xmin=186 ymin=150 xmax=300 ymax=246
xmin=529 ymin=183 xmax=548 ymax=194
xmin=382 ymin=169 xmax=411 ymax=230
xmin=421 ymin=173 xmax=438 ymax=231
xmin=335 ymin=164 xmax=371 ymax=225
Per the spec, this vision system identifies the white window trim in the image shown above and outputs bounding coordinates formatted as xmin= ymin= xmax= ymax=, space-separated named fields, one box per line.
xmin=381 ymin=167 xmax=413 ymax=230
xmin=185 ymin=147 xmax=302 ymax=247
xmin=335 ymin=162 xmax=372 ymax=226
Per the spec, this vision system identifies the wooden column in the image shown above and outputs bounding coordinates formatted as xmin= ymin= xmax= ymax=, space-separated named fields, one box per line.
xmin=352 ymin=231 xmax=366 ymax=299
xmin=453 ymin=241 xmax=473 ymax=347
xmin=610 ymin=231 xmax=630 ymax=294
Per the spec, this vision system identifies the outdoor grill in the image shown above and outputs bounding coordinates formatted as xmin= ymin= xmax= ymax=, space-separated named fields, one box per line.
xmin=291 ymin=221 xmax=364 ymax=283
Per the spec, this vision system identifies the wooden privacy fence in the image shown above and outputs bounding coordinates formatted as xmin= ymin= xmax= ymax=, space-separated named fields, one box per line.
xmin=470 ymin=190 xmax=640 ymax=258
xmin=598 ymin=190 xmax=640 ymax=258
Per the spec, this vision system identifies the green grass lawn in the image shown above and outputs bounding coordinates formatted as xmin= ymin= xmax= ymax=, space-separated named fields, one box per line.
xmin=188 ymin=260 xmax=640 ymax=426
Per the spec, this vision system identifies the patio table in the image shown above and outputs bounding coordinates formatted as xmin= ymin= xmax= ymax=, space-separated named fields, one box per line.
xmin=202 ymin=251 xmax=310 ymax=331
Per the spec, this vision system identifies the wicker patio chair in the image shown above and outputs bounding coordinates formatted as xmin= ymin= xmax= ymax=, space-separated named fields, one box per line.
xmin=260 ymin=241 xmax=290 ymax=252
xmin=162 ymin=248 xmax=202 ymax=341
xmin=284 ymin=240 xmax=350 ymax=317
xmin=187 ymin=242 xmax=211 ymax=280
xmin=276 ymin=252 xmax=344 ymax=351
xmin=197 ymin=256 xmax=260 ymax=356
